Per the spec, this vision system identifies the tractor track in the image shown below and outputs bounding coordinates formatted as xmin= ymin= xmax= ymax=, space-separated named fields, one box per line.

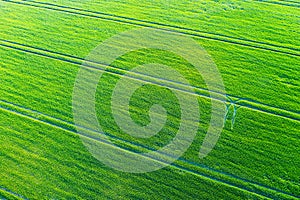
xmin=2 ymin=0 xmax=299 ymax=57
xmin=1 ymin=100 xmax=299 ymax=199
xmin=1 ymin=39 xmax=299 ymax=122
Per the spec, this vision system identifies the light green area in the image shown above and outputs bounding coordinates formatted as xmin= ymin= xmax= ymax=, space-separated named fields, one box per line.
xmin=12 ymin=0 xmax=300 ymax=50
xmin=1 ymin=3 xmax=299 ymax=113
xmin=0 ymin=0 xmax=299 ymax=199
xmin=0 ymin=110 xmax=265 ymax=199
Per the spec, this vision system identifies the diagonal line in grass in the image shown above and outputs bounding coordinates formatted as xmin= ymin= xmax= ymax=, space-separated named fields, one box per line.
xmin=20 ymin=0 xmax=300 ymax=52
xmin=1 ymin=39 xmax=299 ymax=122
xmin=21 ymin=0 xmax=300 ymax=52
xmin=2 ymin=0 xmax=299 ymax=57
xmin=255 ymin=0 xmax=300 ymax=8
xmin=4 ymin=100 xmax=300 ymax=199
xmin=2 ymin=98 xmax=300 ymax=199
xmin=1 ymin=0 xmax=299 ymax=198
xmin=0 ymin=186 xmax=28 ymax=200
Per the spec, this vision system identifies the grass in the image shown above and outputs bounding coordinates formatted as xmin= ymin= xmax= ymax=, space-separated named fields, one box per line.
xmin=8 ymin=0 xmax=300 ymax=50
xmin=0 ymin=188 xmax=23 ymax=200
xmin=0 ymin=110 xmax=266 ymax=199
xmin=0 ymin=0 xmax=299 ymax=199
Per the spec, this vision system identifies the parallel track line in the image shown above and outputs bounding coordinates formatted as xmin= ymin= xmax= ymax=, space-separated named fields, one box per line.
xmin=0 ymin=0 xmax=299 ymax=199
xmin=1 ymin=99 xmax=299 ymax=199
xmin=1 ymin=39 xmax=299 ymax=122
xmin=255 ymin=0 xmax=300 ymax=7
xmin=22 ymin=0 xmax=300 ymax=52
xmin=3 ymin=101 xmax=298 ymax=199
xmin=0 ymin=186 xmax=27 ymax=200
xmin=2 ymin=0 xmax=299 ymax=57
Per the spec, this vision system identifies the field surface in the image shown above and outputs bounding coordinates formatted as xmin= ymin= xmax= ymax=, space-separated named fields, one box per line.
xmin=0 ymin=0 xmax=299 ymax=199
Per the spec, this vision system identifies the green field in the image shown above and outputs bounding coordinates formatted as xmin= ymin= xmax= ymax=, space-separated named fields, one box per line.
xmin=0 ymin=0 xmax=299 ymax=199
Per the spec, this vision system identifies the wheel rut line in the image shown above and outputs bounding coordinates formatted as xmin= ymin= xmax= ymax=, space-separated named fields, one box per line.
xmin=2 ymin=40 xmax=300 ymax=122
xmin=1 ymin=1 xmax=298 ymax=199
xmin=0 ymin=101 xmax=296 ymax=199
xmin=20 ymin=0 xmax=300 ymax=52
xmin=255 ymin=0 xmax=300 ymax=8
xmin=2 ymin=39 xmax=299 ymax=117
xmin=2 ymin=0 xmax=299 ymax=57
xmin=0 ymin=186 xmax=28 ymax=200
xmin=1 ymin=39 xmax=299 ymax=122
